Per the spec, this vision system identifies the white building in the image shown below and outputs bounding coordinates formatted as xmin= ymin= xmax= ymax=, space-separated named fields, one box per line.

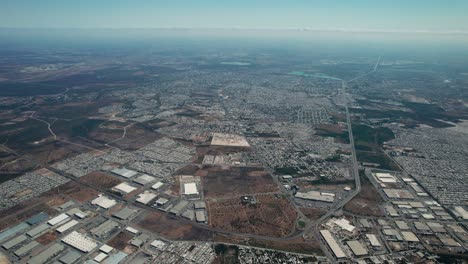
xmin=62 ymin=231 xmax=98 ymax=252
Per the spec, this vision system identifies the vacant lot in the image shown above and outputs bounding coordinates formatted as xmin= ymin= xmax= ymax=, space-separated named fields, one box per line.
xmin=80 ymin=171 xmax=122 ymax=190
xmin=58 ymin=180 xmax=100 ymax=202
xmin=208 ymin=194 xmax=297 ymax=237
xmin=36 ymin=231 xmax=58 ymax=245
xmin=137 ymin=211 xmax=213 ymax=240
xmin=107 ymin=231 xmax=135 ymax=251
xmin=344 ymin=171 xmax=384 ymax=217
xmin=299 ymin=207 xmax=327 ymax=221
xmin=202 ymin=166 xmax=278 ymax=199
xmin=107 ymin=124 xmax=163 ymax=150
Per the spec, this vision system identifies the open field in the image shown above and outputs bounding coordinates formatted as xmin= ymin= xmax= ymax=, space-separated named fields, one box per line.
xmin=298 ymin=207 xmax=327 ymax=221
xmin=79 ymin=171 xmax=122 ymax=190
xmin=107 ymin=231 xmax=135 ymax=252
xmin=107 ymin=124 xmax=163 ymax=150
xmin=36 ymin=231 xmax=58 ymax=245
xmin=136 ymin=211 xmax=213 ymax=240
xmin=208 ymin=194 xmax=297 ymax=237
xmin=57 ymin=180 xmax=100 ymax=202
xmin=344 ymin=171 xmax=384 ymax=217
xmin=202 ymin=166 xmax=278 ymax=199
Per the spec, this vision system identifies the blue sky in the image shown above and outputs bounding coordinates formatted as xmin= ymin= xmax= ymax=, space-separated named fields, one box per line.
xmin=1 ymin=0 xmax=468 ymax=32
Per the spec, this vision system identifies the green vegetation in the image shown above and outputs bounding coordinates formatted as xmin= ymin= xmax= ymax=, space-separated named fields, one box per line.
xmin=352 ymin=124 xmax=394 ymax=152
xmin=356 ymin=151 xmax=401 ymax=171
xmin=275 ymin=167 xmax=299 ymax=175
xmin=214 ymin=244 xmax=240 ymax=264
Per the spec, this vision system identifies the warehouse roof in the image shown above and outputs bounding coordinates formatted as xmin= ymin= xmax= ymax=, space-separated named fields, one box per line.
xmin=347 ymin=240 xmax=368 ymax=256
xmin=62 ymin=231 xmax=98 ymax=252
xmin=183 ymin=183 xmax=199 ymax=195
xmin=56 ymin=220 xmax=79 ymax=234
xmin=48 ymin=213 xmax=70 ymax=226
xmin=111 ymin=168 xmax=137 ymax=178
xmin=401 ymin=231 xmax=420 ymax=242
xmin=136 ymin=191 xmax=157 ymax=205
xmin=91 ymin=195 xmax=117 ymax=209
xmin=151 ymin=181 xmax=164 ymax=190
xmin=320 ymin=230 xmax=346 ymax=259
xmin=113 ymin=182 xmax=137 ymax=194
xmin=133 ymin=174 xmax=155 ymax=185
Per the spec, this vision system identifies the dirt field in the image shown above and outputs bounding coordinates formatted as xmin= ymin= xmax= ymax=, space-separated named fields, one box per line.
xmin=36 ymin=231 xmax=58 ymax=245
xmin=208 ymin=194 xmax=297 ymax=237
xmin=107 ymin=231 xmax=135 ymax=251
xmin=344 ymin=171 xmax=384 ymax=217
xmin=80 ymin=171 xmax=122 ymax=190
xmin=136 ymin=211 xmax=213 ymax=240
xmin=202 ymin=166 xmax=278 ymax=198
xmin=107 ymin=124 xmax=163 ymax=150
xmin=57 ymin=180 xmax=99 ymax=202
xmin=299 ymin=207 xmax=327 ymax=221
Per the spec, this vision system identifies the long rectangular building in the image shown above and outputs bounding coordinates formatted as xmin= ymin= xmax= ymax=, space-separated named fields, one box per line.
xmin=320 ymin=230 xmax=346 ymax=259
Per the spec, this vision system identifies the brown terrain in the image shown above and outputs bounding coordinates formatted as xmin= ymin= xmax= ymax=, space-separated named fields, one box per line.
xmin=79 ymin=171 xmax=122 ymax=190
xmin=208 ymin=194 xmax=297 ymax=237
xmin=344 ymin=171 xmax=384 ymax=216
xmin=136 ymin=210 xmax=214 ymax=240
xmin=201 ymin=166 xmax=278 ymax=199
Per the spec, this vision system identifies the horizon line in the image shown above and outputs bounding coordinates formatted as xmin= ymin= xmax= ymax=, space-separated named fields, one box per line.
xmin=1 ymin=27 xmax=468 ymax=36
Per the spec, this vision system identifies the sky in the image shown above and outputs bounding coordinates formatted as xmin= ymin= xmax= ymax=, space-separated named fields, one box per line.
xmin=1 ymin=0 xmax=468 ymax=33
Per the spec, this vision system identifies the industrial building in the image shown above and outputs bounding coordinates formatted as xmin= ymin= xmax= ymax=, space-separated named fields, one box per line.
xmin=294 ymin=191 xmax=335 ymax=203
xmin=111 ymin=168 xmax=138 ymax=178
xmin=170 ymin=200 xmax=189 ymax=215
xmin=48 ymin=213 xmax=70 ymax=226
xmin=183 ymin=183 xmax=199 ymax=195
xmin=320 ymin=230 xmax=346 ymax=259
xmin=113 ymin=182 xmax=137 ymax=194
xmin=56 ymin=219 xmax=79 ymax=234
xmin=91 ymin=195 xmax=117 ymax=209
xmin=346 ymin=240 xmax=368 ymax=257
xmin=133 ymin=174 xmax=156 ymax=185
xmin=195 ymin=211 xmax=207 ymax=223
xmin=27 ymin=243 xmax=64 ymax=264
xmin=151 ymin=181 xmax=164 ymax=190
xmin=366 ymin=234 xmax=382 ymax=248
xmin=112 ymin=207 xmax=138 ymax=220
xmin=136 ymin=191 xmax=157 ymax=205
xmin=62 ymin=231 xmax=98 ymax=253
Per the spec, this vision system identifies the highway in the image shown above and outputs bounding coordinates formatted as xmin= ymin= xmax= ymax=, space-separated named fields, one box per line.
xmin=307 ymin=80 xmax=362 ymax=262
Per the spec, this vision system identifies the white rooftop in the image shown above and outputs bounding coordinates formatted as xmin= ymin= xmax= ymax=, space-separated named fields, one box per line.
xmin=125 ymin=226 xmax=139 ymax=234
xmin=133 ymin=174 xmax=156 ymax=185
xmin=62 ymin=231 xmax=98 ymax=253
xmin=151 ymin=182 xmax=164 ymax=190
xmin=334 ymin=218 xmax=356 ymax=232
xmin=94 ymin=252 xmax=108 ymax=263
xmin=99 ymin=244 xmax=113 ymax=254
xmin=48 ymin=213 xmax=70 ymax=226
xmin=113 ymin=182 xmax=137 ymax=194
xmin=136 ymin=191 xmax=157 ymax=205
xmin=150 ymin=239 xmax=166 ymax=250
xmin=56 ymin=219 xmax=79 ymax=234
xmin=183 ymin=183 xmax=199 ymax=195
xmin=92 ymin=195 xmax=117 ymax=209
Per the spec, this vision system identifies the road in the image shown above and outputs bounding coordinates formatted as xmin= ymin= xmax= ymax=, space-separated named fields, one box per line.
xmin=307 ymin=80 xmax=362 ymax=262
